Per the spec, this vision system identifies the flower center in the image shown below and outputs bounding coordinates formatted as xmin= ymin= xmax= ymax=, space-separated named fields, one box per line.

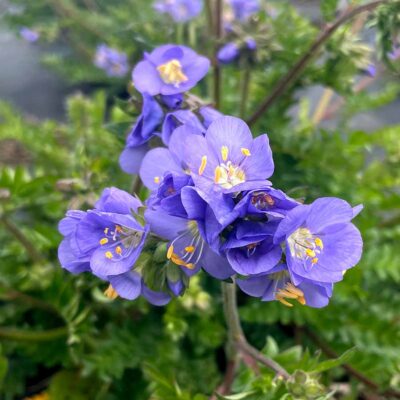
xmin=251 ymin=192 xmax=275 ymax=210
xmin=99 ymin=224 xmax=143 ymax=260
xmin=275 ymin=283 xmax=306 ymax=307
xmin=287 ymin=227 xmax=323 ymax=265
xmin=166 ymin=221 xmax=203 ymax=270
xmin=157 ymin=59 xmax=188 ymax=86
xmin=214 ymin=161 xmax=246 ymax=189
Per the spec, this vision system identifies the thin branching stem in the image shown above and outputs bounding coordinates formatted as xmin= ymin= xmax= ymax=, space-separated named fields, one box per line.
xmin=247 ymin=0 xmax=388 ymax=127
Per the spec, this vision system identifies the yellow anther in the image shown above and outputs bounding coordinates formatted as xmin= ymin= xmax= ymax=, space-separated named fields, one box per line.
xmin=115 ymin=225 xmax=122 ymax=232
xmin=104 ymin=227 xmax=109 ymax=234
xmin=115 ymin=246 xmax=122 ymax=255
xmin=157 ymin=59 xmax=188 ymax=85
xmin=241 ymin=147 xmax=251 ymax=156
xmin=221 ymin=146 xmax=229 ymax=161
xmin=185 ymin=263 xmax=195 ymax=270
xmin=278 ymin=289 xmax=298 ymax=299
xmin=214 ymin=166 xmax=222 ymax=183
xmin=154 ymin=176 xmax=161 ymax=184
xmin=286 ymin=283 xmax=304 ymax=298
xmin=276 ymin=295 xmax=293 ymax=307
xmin=185 ymin=246 xmax=195 ymax=253
xmin=167 ymin=245 xmax=174 ymax=259
xmin=305 ymin=248 xmax=316 ymax=258
xmin=104 ymin=284 xmax=118 ymax=300
xmin=170 ymin=254 xmax=192 ymax=268
xmin=199 ymin=156 xmax=207 ymax=175
xmin=105 ymin=251 xmax=113 ymax=259
xmin=99 ymin=238 xmax=108 ymax=245
xmin=297 ymin=296 xmax=306 ymax=305
xmin=315 ymin=237 xmax=323 ymax=249
xmin=312 ymin=257 xmax=318 ymax=265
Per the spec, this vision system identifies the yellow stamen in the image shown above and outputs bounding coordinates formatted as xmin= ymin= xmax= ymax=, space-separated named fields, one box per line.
xmin=297 ymin=296 xmax=306 ymax=305
xmin=154 ymin=176 xmax=161 ymax=184
xmin=104 ymin=227 xmax=109 ymax=234
xmin=99 ymin=238 xmax=108 ymax=245
xmin=170 ymin=254 xmax=194 ymax=269
xmin=105 ymin=251 xmax=113 ymax=259
xmin=104 ymin=284 xmax=118 ymax=300
xmin=276 ymin=295 xmax=293 ymax=307
xmin=185 ymin=246 xmax=195 ymax=253
xmin=315 ymin=237 xmax=323 ymax=249
xmin=199 ymin=156 xmax=207 ymax=175
xmin=241 ymin=147 xmax=251 ymax=156
xmin=214 ymin=166 xmax=222 ymax=183
xmin=312 ymin=257 xmax=318 ymax=265
xmin=286 ymin=283 xmax=304 ymax=298
xmin=157 ymin=59 xmax=188 ymax=85
xmin=305 ymin=248 xmax=316 ymax=258
xmin=115 ymin=246 xmax=122 ymax=255
xmin=115 ymin=225 xmax=122 ymax=233
xmin=221 ymin=146 xmax=229 ymax=161
xmin=278 ymin=289 xmax=298 ymax=299
xmin=167 ymin=245 xmax=174 ymax=259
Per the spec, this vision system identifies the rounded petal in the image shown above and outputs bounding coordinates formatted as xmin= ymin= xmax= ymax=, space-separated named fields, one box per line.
xmin=132 ymin=60 xmax=163 ymax=95
xmin=206 ymin=116 xmax=253 ymax=164
xmin=241 ymin=135 xmax=274 ymax=180
xmin=306 ymin=197 xmax=354 ymax=233
xmin=298 ymin=280 xmax=332 ymax=308
xmin=139 ymin=148 xmax=181 ymax=190
xmin=95 ymin=187 xmax=142 ymax=214
xmin=142 ymin=284 xmax=171 ymax=306
xmin=119 ymin=145 xmax=148 ymax=175
xmin=109 ymin=271 xmax=142 ymax=300
xmin=199 ymin=246 xmax=234 ymax=279
xmin=145 ymin=208 xmax=187 ymax=240
xmin=58 ymin=210 xmax=86 ymax=236
xmin=58 ymin=238 xmax=91 ymax=274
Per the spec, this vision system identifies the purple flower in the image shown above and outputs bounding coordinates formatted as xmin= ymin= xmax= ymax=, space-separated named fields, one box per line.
xmin=160 ymin=94 xmax=184 ymax=109
xmin=20 ymin=27 xmax=40 ymax=43
xmin=234 ymin=188 xmax=299 ymax=218
xmin=217 ymin=42 xmax=240 ymax=64
xmin=245 ymin=38 xmax=257 ymax=51
xmin=94 ymin=44 xmax=129 ymax=77
xmin=145 ymin=204 xmax=234 ymax=280
xmin=58 ymin=188 xmax=148 ymax=300
xmin=199 ymin=106 xmax=224 ymax=128
xmin=223 ymin=220 xmax=282 ymax=275
xmin=237 ymin=264 xmax=333 ymax=308
xmin=364 ymin=63 xmax=376 ymax=77
xmin=132 ymin=44 xmax=210 ymax=96
xmin=154 ymin=0 xmax=203 ymax=22
xmin=274 ymin=197 xmax=363 ymax=285
xmin=119 ymin=94 xmax=163 ymax=174
xmin=161 ymin=109 xmax=204 ymax=145
xmin=179 ymin=116 xmax=274 ymax=194
xmin=230 ymin=0 xmax=259 ymax=21
xmin=388 ymin=46 xmax=400 ymax=61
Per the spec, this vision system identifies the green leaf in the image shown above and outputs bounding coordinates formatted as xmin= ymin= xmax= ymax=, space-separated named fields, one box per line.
xmin=311 ymin=348 xmax=356 ymax=373
xmin=216 ymin=391 xmax=256 ymax=400
xmin=321 ymin=0 xmax=339 ymax=21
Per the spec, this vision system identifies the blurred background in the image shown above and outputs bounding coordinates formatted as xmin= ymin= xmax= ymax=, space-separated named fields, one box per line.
xmin=0 ymin=0 xmax=399 ymax=399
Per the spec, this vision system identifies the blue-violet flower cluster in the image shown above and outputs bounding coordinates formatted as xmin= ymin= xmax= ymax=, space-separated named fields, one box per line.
xmin=59 ymin=43 xmax=363 ymax=308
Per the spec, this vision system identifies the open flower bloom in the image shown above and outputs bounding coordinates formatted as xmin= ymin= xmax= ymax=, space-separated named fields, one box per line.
xmin=237 ymin=264 xmax=333 ymax=308
xmin=179 ymin=116 xmax=274 ymax=194
xmin=223 ymin=220 xmax=282 ymax=275
xmin=146 ymin=205 xmax=234 ymax=280
xmin=132 ymin=44 xmax=210 ymax=95
xmin=234 ymin=188 xmax=299 ymax=218
xmin=58 ymin=188 xmax=148 ymax=300
xmin=94 ymin=44 xmax=129 ymax=77
xmin=274 ymin=197 xmax=363 ymax=284
xmin=154 ymin=0 xmax=203 ymax=22
xmin=230 ymin=0 xmax=260 ymax=21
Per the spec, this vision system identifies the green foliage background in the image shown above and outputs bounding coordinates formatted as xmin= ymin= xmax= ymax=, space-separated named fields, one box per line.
xmin=1 ymin=0 xmax=400 ymax=398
